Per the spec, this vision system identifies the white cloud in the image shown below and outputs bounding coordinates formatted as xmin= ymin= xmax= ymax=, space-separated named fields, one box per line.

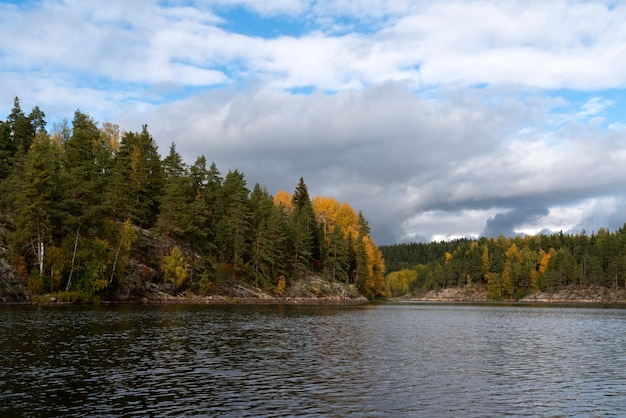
xmin=4 ymin=0 xmax=626 ymax=93
xmin=112 ymin=80 xmax=626 ymax=243
xmin=579 ymin=97 xmax=615 ymax=118
xmin=3 ymin=0 xmax=626 ymax=243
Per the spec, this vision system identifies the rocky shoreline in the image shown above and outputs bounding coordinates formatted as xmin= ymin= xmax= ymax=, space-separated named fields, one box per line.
xmin=394 ymin=286 xmax=626 ymax=305
xmin=0 ymin=273 xmax=370 ymax=305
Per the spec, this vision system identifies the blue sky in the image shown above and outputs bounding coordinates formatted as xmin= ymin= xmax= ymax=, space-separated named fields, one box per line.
xmin=2 ymin=0 xmax=626 ymax=244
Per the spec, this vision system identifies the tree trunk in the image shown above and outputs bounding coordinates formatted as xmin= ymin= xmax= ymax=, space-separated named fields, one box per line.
xmin=65 ymin=227 xmax=80 ymax=291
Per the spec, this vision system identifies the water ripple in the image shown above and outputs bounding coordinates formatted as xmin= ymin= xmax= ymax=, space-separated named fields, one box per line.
xmin=1 ymin=304 xmax=625 ymax=416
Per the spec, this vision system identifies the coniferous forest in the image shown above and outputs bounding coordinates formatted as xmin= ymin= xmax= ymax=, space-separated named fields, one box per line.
xmin=4 ymin=96 xmax=626 ymax=304
xmin=381 ymin=230 xmax=626 ymax=300
xmin=0 ymin=98 xmax=386 ymax=301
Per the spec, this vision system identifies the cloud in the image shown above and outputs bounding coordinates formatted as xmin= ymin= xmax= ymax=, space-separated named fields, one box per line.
xmin=3 ymin=0 xmax=626 ymax=245
xmin=113 ymin=80 xmax=626 ymax=244
xmin=482 ymin=206 xmax=550 ymax=238
xmin=578 ymin=97 xmax=614 ymax=118
xmin=4 ymin=0 xmax=626 ymax=95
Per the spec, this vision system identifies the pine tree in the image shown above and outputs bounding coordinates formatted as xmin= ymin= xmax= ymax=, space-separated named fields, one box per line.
xmin=59 ymin=110 xmax=113 ymax=292
xmin=248 ymin=184 xmax=288 ymax=289
xmin=162 ymin=142 xmax=186 ymax=179
xmin=12 ymin=132 xmax=61 ymax=280
xmin=106 ymin=126 xmax=163 ymax=227
xmin=216 ymin=170 xmax=251 ymax=273
xmin=8 ymin=97 xmax=35 ymax=154
xmin=61 ymin=110 xmax=107 ymax=234
xmin=157 ymin=144 xmax=195 ymax=243
xmin=28 ymin=106 xmax=47 ymax=136
xmin=0 ymin=120 xmax=15 ymax=179
xmin=201 ymin=161 xmax=223 ymax=261
xmin=187 ymin=155 xmax=214 ymax=269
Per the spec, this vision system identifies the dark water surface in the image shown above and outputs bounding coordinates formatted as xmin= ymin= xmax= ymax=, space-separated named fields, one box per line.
xmin=1 ymin=303 xmax=625 ymax=417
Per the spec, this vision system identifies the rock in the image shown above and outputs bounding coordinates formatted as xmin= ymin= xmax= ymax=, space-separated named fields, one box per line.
xmin=0 ymin=258 xmax=30 ymax=303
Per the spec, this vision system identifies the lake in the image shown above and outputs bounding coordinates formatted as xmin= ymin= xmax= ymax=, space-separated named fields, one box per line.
xmin=1 ymin=302 xmax=625 ymax=417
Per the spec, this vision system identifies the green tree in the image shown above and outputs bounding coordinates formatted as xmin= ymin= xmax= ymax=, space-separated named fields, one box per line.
xmin=201 ymin=162 xmax=223 ymax=260
xmin=486 ymin=272 xmax=503 ymax=300
xmin=61 ymin=110 xmax=109 ymax=235
xmin=291 ymin=177 xmax=320 ymax=267
xmin=8 ymin=97 xmax=35 ymax=154
xmin=217 ymin=170 xmax=251 ymax=273
xmin=248 ymin=184 xmax=288 ymax=289
xmin=324 ymin=224 xmax=348 ymax=283
xmin=12 ymin=132 xmax=61 ymax=280
xmin=0 ymin=119 xmax=15 ymax=179
xmin=157 ymin=144 xmax=195 ymax=243
xmin=107 ymin=126 xmax=163 ymax=227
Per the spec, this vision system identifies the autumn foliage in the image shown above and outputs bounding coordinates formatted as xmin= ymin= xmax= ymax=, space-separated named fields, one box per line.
xmin=382 ymin=229 xmax=626 ymax=299
xmin=0 ymin=97 xmax=385 ymax=300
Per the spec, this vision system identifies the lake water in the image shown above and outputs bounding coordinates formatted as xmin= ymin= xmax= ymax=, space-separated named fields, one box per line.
xmin=1 ymin=303 xmax=625 ymax=417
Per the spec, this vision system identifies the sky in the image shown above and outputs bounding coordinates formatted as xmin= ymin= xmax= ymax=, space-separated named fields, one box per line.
xmin=2 ymin=0 xmax=626 ymax=245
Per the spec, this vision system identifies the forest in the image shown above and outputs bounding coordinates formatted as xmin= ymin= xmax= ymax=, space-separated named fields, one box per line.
xmin=0 ymin=97 xmax=386 ymax=301
xmin=381 ymin=228 xmax=626 ymax=299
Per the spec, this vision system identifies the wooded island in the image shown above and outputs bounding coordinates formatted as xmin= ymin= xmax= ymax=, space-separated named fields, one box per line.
xmin=2 ymin=96 xmax=625 ymax=304
xmin=382 ymin=229 xmax=626 ymax=302
xmin=0 ymin=97 xmax=385 ymax=303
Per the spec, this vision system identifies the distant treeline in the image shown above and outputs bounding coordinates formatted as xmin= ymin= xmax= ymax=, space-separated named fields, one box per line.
xmin=380 ymin=229 xmax=626 ymax=299
xmin=0 ymin=97 xmax=385 ymax=299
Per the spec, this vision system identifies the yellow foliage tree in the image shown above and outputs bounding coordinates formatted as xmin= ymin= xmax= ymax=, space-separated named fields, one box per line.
xmin=101 ymin=122 xmax=120 ymax=152
xmin=386 ymin=269 xmax=416 ymax=296
xmin=273 ymin=190 xmax=293 ymax=212
xmin=481 ymin=245 xmax=490 ymax=277
xmin=336 ymin=202 xmax=359 ymax=239
xmin=310 ymin=195 xmax=386 ymax=298
xmin=486 ymin=272 xmax=503 ymax=300
xmin=312 ymin=196 xmax=340 ymax=240
xmin=109 ymin=219 xmax=137 ymax=286
xmin=363 ymin=235 xmax=386 ymax=298
xmin=162 ymin=246 xmax=189 ymax=292
xmin=538 ymin=250 xmax=551 ymax=275
xmin=534 ymin=249 xmax=553 ymax=291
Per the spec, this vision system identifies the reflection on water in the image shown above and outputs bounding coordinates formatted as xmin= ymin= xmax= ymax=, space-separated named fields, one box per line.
xmin=1 ymin=303 xmax=625 ymax=417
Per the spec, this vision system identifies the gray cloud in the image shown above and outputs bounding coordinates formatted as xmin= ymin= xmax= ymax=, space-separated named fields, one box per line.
xmin=111 ymin=82 xmax=626 ymax=244
xmin=481 ymin=206 xmax=550 ymax=238
xmin=4 ymin=1 xmax=626 ymax=245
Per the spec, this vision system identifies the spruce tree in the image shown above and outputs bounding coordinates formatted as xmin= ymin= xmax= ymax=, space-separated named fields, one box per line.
xmin=248 ymin=184 xmax=288 ymax=289
xmin=217 ymin=170 xmax=251 ymax=273
xmin=12 ymin=132 xmax=61 ymax=280
xmin=290 ymin=177 xmax=320 ymax=272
